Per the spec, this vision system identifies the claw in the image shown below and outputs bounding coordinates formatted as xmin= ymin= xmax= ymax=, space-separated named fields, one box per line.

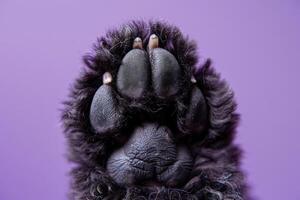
xmin=133 ymin=37 xmax=143 ymax=49
xmin=148 ymin=34 xmax=159 ymax=49
xmin=103 ymin=72 xmax=112 ymax=84
xmin=191 ymin=75 xmax=197 ymax=83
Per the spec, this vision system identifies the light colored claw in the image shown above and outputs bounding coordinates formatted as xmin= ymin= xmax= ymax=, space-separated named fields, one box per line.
xmin=191 ymin=75 xmax=197 ymax=83
xmin=133 ymin=37 xmax=143 ymax=49
xmin=148 ymin=34 xmax=159 ymax=49
xmin=103 ymin=72 xmax=113 ymax=84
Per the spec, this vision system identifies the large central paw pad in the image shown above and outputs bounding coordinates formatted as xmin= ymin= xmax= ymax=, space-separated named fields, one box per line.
xmin=107 ymin=123 xmax=193 ymax=187
xmin=89 ymin=34 xmax=208 ymax=188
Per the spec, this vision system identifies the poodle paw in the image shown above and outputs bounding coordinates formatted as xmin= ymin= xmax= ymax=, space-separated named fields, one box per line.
xmin=89 ymin=34 xmax=208 ymax=189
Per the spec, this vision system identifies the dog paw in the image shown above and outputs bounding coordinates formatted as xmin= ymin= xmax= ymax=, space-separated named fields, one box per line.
xmin=88 ymin=34 xmax=209 ymax=188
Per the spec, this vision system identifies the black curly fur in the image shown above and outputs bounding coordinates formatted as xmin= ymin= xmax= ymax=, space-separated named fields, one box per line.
xmin=61 ymin=20 xmax=249 ymax=200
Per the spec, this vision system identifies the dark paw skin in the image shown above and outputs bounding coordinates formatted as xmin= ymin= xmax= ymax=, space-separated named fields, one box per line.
xmin=62 ymin=20 xmax=250 ymax=200
xmin=117 ymin=49 xmax=150 ymax=98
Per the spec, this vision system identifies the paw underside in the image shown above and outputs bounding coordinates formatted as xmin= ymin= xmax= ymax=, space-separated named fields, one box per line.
xmin=86 ymin=35 xmax=207 ymax=194
xmin=64 ymin=22 xmax=248 ymax=200
xmin=89 ymin=34 xmax=208 ymax=190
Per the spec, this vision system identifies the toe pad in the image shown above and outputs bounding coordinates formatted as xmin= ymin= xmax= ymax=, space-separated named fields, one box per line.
xmin=117 ymin=49 xmax=150 ymax=99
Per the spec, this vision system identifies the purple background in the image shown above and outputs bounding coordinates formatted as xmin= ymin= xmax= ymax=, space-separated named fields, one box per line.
xmin=1 ymin=0 xmax=299 ymax=199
